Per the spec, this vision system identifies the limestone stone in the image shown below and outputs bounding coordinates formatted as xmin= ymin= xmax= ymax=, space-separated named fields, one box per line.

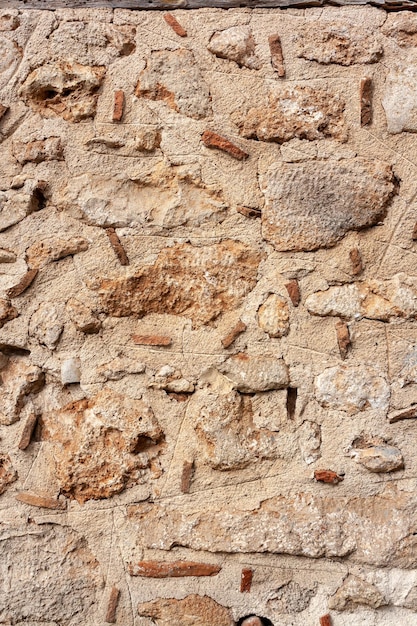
xmin=261 ymin=159 xmax=395 ymax=251
xmin=66 ymin=298 xmax=101 ymax=334
xmin=208 ymin=26 xmax=261 ymax=69
xmin=0 ymin=453 xmax=17 ymax=494
xmin=315 ymin=365 xmax=390 ymax=414
xmin=29 ymin=303 xmax=64 ymax=350
xmin=194 ymin=390 xmax=279 ymax=470
xmin=219 ymin=354 xmax=289 ymax=392
xmin=94 ymin=356 xmax=145 ymax=382
xmin=0 ymin=360 xmax=44 ymax=425
xmin=20 ymin=61 xmax=106 ymax=122
xmin=135 ymin=49 xmax=211 ymax=119
xmin=382 ymin=57 xmax=417 ymax=134
xmin=0 ymin=298 xmax=18 ymax=328
xmin=239 ymin=86 xmax=346 ymax=144
xmin=98 ymin=241 xmax=262 ymax=328
xmin=382 ymin=12 xmax=417 ymax=47
xmin=294 ymin=21 xmax=383 ymax=65
xmin=0 ymin=35 xmax=21 ymax=90
xmin=12 ymin=137 xmax=63 ymax=164
xmin=257 ymin=294 xmax=290 ymax=338
xmin=134 ymin=128 xmax=161 ymax=152
xmin=26 ymin=236 xmax=89 ymax=269
xmin=298 ymin=421 xmax=321 ymax=465
xmin=0 ymin=179 xmax=47 ymax=232
xmin=350 ymin=442 xmax=404 ymax=473
xmin=0 ymin=524 xmax=103 ymax=624
xmin=306 ymin=275 xmax=417 ymax=321
xmin=137 ymin=595 xmax=234 ymax=626
xmin=61 ymin=357 xmax=81 ymax=384
xmin=42 ymin=389 xmax=164 ymax=502
xmin=328 ymin=575 xmax=387 ymax=611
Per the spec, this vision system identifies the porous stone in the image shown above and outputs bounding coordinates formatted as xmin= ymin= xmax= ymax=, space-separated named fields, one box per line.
xmin=137 ymin=595 xmax=234 ymax=626
xmin=267 ymin=581 xmax=317 ymax=613
xmin=26 ymin=237 xmax=88 ymax=269
xmin=382 ymin=57 xmax=417 ymax=134
xmin=0 ymin=360 xmax=44 ymax=425
xmin=0 ymin=454 xmax=17 ymax=494
xmin=29 ymin=302 xmax=64 ymax=350
xmin=294 ymin=21 xmax=383 ymax=65
xmin=306 ymin=275 xmax=417 ymax=321
xmin=261 ymin=159 xmax=395 ymax=251
xmin=20 ymin=61 xmax=106 ymax=122
xmin=0 ymin=179 xmax=47 ymax=232
xmin=350 ymin=439 xmax=404 ymax=473
xmin=12 ymin=137 xmax=63 ymax=164
xmin=208 ymin=26 xmax=261 ymax=69
xmin=98 ymin=241 xmax=261 ymax=328
xmin=219 ymin=354 xmax=289 ymax=392
xmin=239 ymin=86 xmax=346 ymax=144
xmin=257 ymin=294 xmax=290 ymax=338
xmin=329 ymin=575 xmax=387 ymax=611
xmin=136 ymin=49 xmax=211 ymax=119
xmin=42 ymin=389 xmax=164 ymax=502
xmin=382 ymin=12 xmax=417 ymax=47
xmin=66 ymin=298 xmax=101 ymax=334
xmin=315 ymin=365 xmax=390 ymax=413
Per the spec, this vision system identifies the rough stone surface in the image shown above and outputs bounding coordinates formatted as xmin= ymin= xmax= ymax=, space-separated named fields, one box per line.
xmin=208 ymin=26 xmax=261 ymax=69
xmin=29 ymin=302 xmax=64 ymax=349
xmin=261 ymin=159 xmax=396 ymax=251
xmin=0 ymin=360 xmax=44 ymax=425
xmin=219 ymin=354 xmax=289 ymax=392
xmin=350 ymin=438 xmax=404 ymax=472
xmin=137 ymin=595 xmax=234 ymax=626
xmin=0 ymin=453 xmax=17 ymax=494
xmin=382 ymin=57 xmax=417 ymax=134
xmin=239 ymin=86 xmax=346 ymax=144
xmin=257 ymin=293 xmax=290 ymax=337
xmin=328 ymin=575 xmax=387 ymax=610
xmin=294 ymin=22 xmax=383 ymax=65
xmin=315 ymin=365 xmax=390 ymax=413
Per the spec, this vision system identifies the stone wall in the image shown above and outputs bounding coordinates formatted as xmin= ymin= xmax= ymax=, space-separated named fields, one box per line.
xmin=0 ymin=5 xmax=417 ymax=625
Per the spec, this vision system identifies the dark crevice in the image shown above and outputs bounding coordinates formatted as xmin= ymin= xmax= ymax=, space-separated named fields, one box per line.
xmin=286 ymin=387 xmax=297 ymax=420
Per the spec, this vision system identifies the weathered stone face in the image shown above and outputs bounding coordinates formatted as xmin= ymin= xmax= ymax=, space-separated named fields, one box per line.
xmin=137 ymin=595 xmax=234 ymax=626
xmin=315 ymin=365 xmax=390 ymax=413
xmin=261 ymin=159 xmax=396 ymax=251
xmin=382 ymin=56 xmax=417 ymax=134
xmin=99 ymin=241 xmax=262 ymax=327
xmin=208 ymin=26 xmax=261 ymax=69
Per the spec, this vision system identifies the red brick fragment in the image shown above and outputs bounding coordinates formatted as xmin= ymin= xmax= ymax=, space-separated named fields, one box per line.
xmin=6 ymin=269 xmax=38 ymax=298
xmin=181 ymin=460 xmax=194 ymax=493
xmin=360 ymin=77 xmax=372 ymax=126
xmin=349 ymin=247 xmax=363 ymax=275
xmin=221 ymin=320 xmax=247 ymax=348
xmin=112 ymin=90 xmax=125 ymax=122
xmin=16 ymin=492 xmax=67 ymax=510
xmin=320 ymin=614 xmax=332 ymax=626
xmin=105 ymin=227 xmax=129 ymax=265
xmin=285 ymin=279 xmax=300 ymax=307
xmin=132 ymin=334 xmax=172 ymax=346
xmin=128 ymin=560 xmax=221 ymax=578
xmin=269 ymin=34 xmax=285 ymax=77
xmin=18 ymin=412 xmax=38 ymax=450
xmin=314 ymin=470 xmax=343 ymax=484
xmin=335 ymin=320 xmax=350 ymax=360
xmin=240 ymin=568 xmax=253 ymax=592
xmin=413 ymin=222 xmax=417 ymax=241
xmin=237 ymin=206 xmax=261 ymax=218
xmin=105 ymin=586 xmax=120 ymax=624
xmin=164 ymin=13 xmax=187 ymax=37
xmin=202 ymin=130 xmax=249 ymax=161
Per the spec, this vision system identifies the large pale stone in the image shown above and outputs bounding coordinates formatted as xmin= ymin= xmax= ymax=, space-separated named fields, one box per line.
xmin=208 ymin=26 xmax=261 ymax=69
xmin=257 ymin=294 xmax=290 ymax=338
xmin=306 ymin=275 xmax=417 ymax=321
xmin=137 ymin=595 xmax=234 ymax=626
xmin=350 ymin=440 xmax=404 ymax=473
xmin=329 ymin=575 xmax=387 ymax=611
xmin=20 ymin=61 xmax=105 ymax=122
xmin=29 ymin=302 xmax=64 ymax=350
xmin=382 ymin=57 xmax=417 ymax=134
xmin=261 ymin=159 xmax=395 ymax=251
xmin=294 ymin=21 xmax=383 ymax=65
xmin=0 ymin=524 xmax=103 ymax=623
xmin=315 ymin=365 xmax=390 ymax=413
xmin=239 ymin=86 xmax=346 ymax=144
xmin=219 ymin=354 xmax=289 ymax=392
xmin=42 ymin=389 xmax=164 ymax=502
xmin=136 ymin=49 xmax=211 ymax=119
xmin=98 ymin=241 xmax=262 ymax=328
xmin=26 ymin=237 xmax=88 ymax=269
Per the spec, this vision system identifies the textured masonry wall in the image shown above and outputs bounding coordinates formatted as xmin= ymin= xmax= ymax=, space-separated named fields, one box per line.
xmin=1 ymin=5 xmax=417 ymax=626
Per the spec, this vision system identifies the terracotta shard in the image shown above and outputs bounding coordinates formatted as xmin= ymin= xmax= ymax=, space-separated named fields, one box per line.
xmin=132 ymin=334 xmax=172 ymax=346
xmin=314 ymin=469 xmax=343 ymax=484
xmin=18 ymin=412 xmax=38 ymax=450
xmin=350 ymin=247 xmax=363 ymax=275
xmin=285 ymin=279 xmax=300 ymax=306
xmin=221 ymin=320 xmax=247 ymax=348
xmin=112 ymin=90 xmax=125 ymax=122
xmin=320 ymin=615 xmax=332 ymax=626
xmin=164 ymin=13 xmax=187 ymax=37
xmin=128 ymin=560 xmax=221 ymax=577
xmin=105 ymin=227 xmax=129 ymax=265
xmin=335 ymin=320 xmax=351 ymax=360
xmin=269 ymin=34 xmax=285 ymax=77
xmin=240 ymin=568 xmax=253 ymax=592
xmin=16 ymin=492 xmax=67 ymax=510
xmin=202 ymin=130 xmax=249 ymax=160
xmin=360 ymin=77 xmax=373 ymax=126
xmin=7 ymin=269 xmax=38 ymax=298
xmin=105 ymin=586 xmax=120 ymax=624
xmin=181 ymin=460 xmax=194 ymax=493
